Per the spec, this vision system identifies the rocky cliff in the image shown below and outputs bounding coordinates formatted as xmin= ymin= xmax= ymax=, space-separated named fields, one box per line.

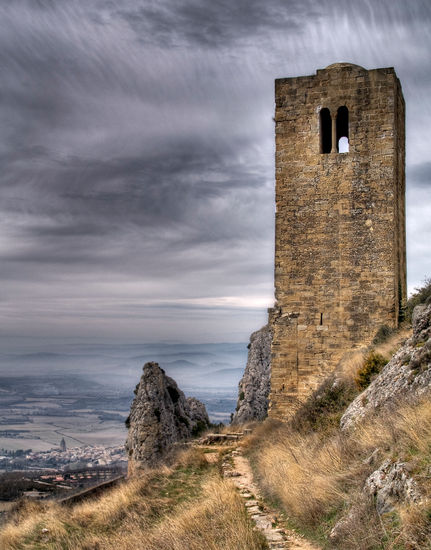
xmin=341 ymin=303 xmax=431 ymax=430
xmin=231 ymin=324 xmax=272 ymax=424
xmin=125 ymin=362 xmax=209 ymax=471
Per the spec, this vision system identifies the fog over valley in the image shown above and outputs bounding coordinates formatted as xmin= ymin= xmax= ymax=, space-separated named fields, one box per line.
xmin=0 ymin=342 xmax=247 ymax=452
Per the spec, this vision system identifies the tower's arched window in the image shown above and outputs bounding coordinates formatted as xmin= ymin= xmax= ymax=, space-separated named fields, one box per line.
xmin=336 ymin=106 xmax=349 ymax=153
xmin=320 ymin=108 xmax=332 ymax=154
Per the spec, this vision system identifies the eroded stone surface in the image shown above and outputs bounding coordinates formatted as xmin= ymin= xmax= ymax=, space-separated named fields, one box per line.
xmin=341 ymin=303 xmax=431 ymax=430
xmin=330 ymin=458 xmax=422 ymax=541
xmin=364 ymin=459 xmax=422 ymax=514
xmin=232 ymin=324 xmax=272 ymax=424
xmin=126 ymin=362 xmax=209 ymax=471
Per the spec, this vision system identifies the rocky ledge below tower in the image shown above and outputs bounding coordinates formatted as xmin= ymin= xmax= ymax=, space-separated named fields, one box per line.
xmin=125 ymin=362 xmax=209 ymax=472
xmin=341 ymin=302 xmax=431 ymax=430
xmin=231 ymin=324 xmax=272 ymax=424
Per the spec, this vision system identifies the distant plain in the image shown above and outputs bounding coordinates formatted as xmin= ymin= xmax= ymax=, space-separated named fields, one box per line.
xmin=0 ymin=342 xmax=247 ymax=451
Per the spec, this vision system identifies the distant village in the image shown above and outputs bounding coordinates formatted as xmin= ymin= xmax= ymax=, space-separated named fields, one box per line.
xmin=0 ymin=443 xmax=126 ymax=471
xmin=0 ymin=444 xmax=127 ymax=508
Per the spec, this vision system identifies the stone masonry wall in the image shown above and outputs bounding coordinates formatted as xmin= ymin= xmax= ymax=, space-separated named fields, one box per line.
xmin=269 ymin=63 xmax=406 ymax=420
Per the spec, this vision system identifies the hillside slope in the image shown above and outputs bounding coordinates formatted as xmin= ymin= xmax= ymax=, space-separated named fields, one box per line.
xmin=244 ymin=293 xmax=431 ymax=549
xmin=0 ymin=447 xmax=266 ymax=550
xmin=2 ymin=285 xmax=430 ymax=549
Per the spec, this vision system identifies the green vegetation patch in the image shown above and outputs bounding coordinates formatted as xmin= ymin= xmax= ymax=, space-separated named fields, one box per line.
xmin=355 ymin=351 xmax=388 ymax=390
xmin=372 ymin=324 xmax=394 ymax=345
xmin=406 ymin=277 xmax=431 ymax=322
xmin=291 ymin=376 xmax=358 ymax=433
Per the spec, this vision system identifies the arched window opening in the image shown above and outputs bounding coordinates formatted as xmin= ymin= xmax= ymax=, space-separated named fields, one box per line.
xmin=336 ymin=106 xmax=349 ymax=153
xmin=320 ymin=108 xmax=332 ymax=154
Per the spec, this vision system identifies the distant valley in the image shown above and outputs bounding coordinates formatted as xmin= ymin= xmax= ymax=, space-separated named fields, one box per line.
xmin=0 ymin=342 xmax=247 ymax=453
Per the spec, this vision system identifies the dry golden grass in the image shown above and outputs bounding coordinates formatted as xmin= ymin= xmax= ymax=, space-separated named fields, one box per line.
xmin=0 ymin=446 xmax=266 ymax=550
xmin=253 ymin=423 xmax=348 ymax=523
xmin=336 ymin=349 xmax=367 ymax=383
xmin=373 ymin=327 xmax=411 ymax=359
xmin=249 ymin=396 xmax=431 ymax=548
xmin=399 ymin=503 xmax=431 ymax=548
xmin=354 ymin=397 xmax=431 ymax=464
xmin=0 ymin=473 xmax=164 ymax=549
xmin=103 ymin=478 xmax=267 ymax=550
xmin=171 ymin=445 xmax=209 ymax=469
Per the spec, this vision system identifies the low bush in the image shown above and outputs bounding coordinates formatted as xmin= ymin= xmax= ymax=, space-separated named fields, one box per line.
xmin=291 ymin=375 xmax=357 ymax=433
xmin=354 ymin=351 xmax=388 ymax=390
xmin=372 ymin=324 xmax=394 ymax=345
xmin=406 ymin=277 xmax=431 ymax=322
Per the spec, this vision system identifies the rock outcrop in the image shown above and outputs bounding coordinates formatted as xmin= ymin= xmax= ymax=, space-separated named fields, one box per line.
xmin=330 ymin=458 xmax=422 ymax=541
xmin=341 ymin=303 xmax=431 ymax=430
xmin=125 ymin=362 xmax=209 ymax=471
xmin=363 ymin=458 xmax=422 ymax=514
xmin=231 ymin=325 xmax=272 ymax=424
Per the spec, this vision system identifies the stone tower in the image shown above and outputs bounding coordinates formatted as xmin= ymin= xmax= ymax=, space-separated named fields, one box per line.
xmin=269 ymin=63 xmax=406 ymax=420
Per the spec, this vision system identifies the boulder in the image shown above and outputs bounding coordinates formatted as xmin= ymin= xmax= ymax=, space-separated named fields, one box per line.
xmin=364 ymin=459 xmax=421 ymax=514
xmin=330 ymin=459 xmax=422 ymax=541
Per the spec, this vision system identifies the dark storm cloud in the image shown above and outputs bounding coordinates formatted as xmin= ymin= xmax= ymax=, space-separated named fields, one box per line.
xmin=117 ymin=0 xmax=313 ymax=48
xmin=0 ymin=0 xmax=273 ymax=288
xmin=117 ymin=0 xmax=431 ymax=50
xmin=0 ymin=0 xmax=430 ymax=343
xmin=1 ymin=134 xmax=271 ymax=254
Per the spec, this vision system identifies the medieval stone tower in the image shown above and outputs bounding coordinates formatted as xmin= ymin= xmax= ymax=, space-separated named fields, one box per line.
xmin=268 ymin=63 xmax=406 ymax=421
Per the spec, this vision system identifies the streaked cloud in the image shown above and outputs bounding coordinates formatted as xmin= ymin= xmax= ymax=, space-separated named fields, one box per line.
xmin=0 ymin=0 xmax=430 ymax=345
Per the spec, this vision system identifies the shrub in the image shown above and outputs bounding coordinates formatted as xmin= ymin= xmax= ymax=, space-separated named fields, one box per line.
xmin=406 ymin=277 xmax=431 ymax=322
xmin=291 ymin=375 xmax=357 ymax=433
xmin=372 ymin=324 xmax=393 ymax=345
xmin=191 ymin=420 xmax=207 ymax=437
xmin=355 ymin=351 xmax=388 ymax=390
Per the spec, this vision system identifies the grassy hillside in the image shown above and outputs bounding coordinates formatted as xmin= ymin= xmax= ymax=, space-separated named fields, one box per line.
xmin=245 ymin=396 xmax=431 ymax=549
xmin=0 ymin=447 xmax=267 ymax=550
xmin=242 ymin=284 xmax=431 ymax=549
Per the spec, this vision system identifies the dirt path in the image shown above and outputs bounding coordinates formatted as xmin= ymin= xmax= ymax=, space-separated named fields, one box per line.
xmin=221 ymin=448 xmax=321 ymax=550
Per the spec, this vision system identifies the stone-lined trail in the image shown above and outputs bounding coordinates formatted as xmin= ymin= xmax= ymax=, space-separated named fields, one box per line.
xmin=219 ymin=445 xmax=321 ymax=550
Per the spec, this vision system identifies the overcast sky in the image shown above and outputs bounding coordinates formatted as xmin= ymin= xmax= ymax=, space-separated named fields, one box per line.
xmin=1 ymin=0 xmax=430 ymax=347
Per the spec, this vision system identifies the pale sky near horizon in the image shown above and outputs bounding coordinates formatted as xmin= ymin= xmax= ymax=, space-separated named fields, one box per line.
xmin=1 ymin=0 xmax=430 ymax=347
